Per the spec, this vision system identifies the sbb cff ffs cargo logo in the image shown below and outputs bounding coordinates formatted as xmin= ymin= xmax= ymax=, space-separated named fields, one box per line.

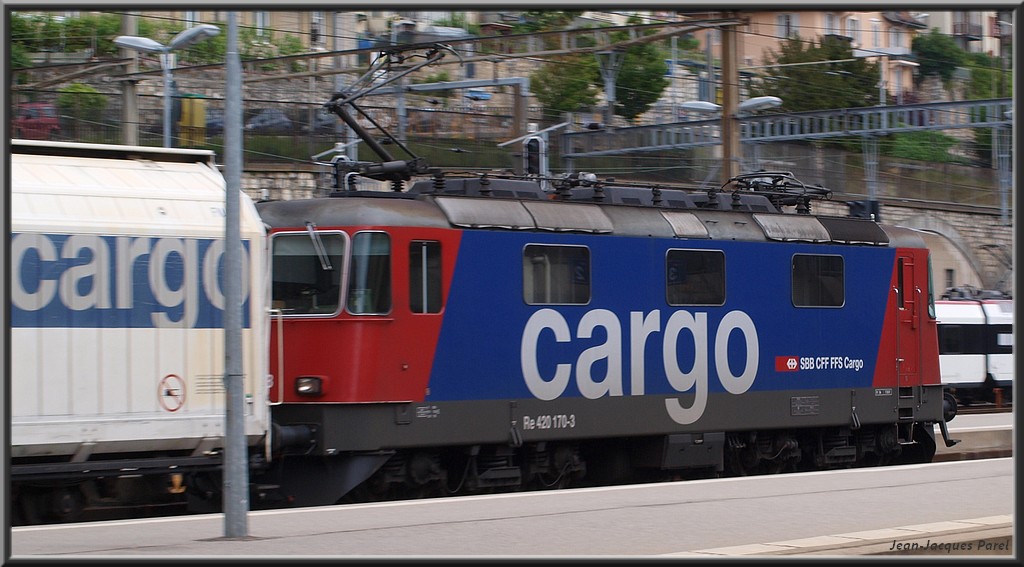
xmin=776 ymin=356 xmax=799 ymax=372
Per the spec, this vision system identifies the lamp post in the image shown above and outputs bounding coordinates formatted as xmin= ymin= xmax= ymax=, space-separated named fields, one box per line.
xmin=596 ymin=48 xmax=625 ymax=128
xmin=680 ymin=96 xmax=783 ymax=176
xmin=114 ymin=24 xmax=220 ymax=148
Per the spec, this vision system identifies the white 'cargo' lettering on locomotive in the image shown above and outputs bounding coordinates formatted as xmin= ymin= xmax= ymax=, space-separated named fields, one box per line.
xmin=10 ymin=233 xmax=250 ymax=329
xmin=521 ymin=308 xmax=759 ymax=425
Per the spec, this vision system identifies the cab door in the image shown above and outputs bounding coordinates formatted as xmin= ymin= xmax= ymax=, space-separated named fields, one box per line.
xmin=895 ymin=253 xmax=922 ymax=387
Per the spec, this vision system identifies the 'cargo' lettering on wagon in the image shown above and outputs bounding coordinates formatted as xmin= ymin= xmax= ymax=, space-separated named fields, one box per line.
xmin=11 ymin=233 xmax=251 ymax=329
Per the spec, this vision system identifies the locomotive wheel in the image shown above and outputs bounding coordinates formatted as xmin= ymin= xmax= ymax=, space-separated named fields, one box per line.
xmin=47 ymin=486 xmax=86 ymax=523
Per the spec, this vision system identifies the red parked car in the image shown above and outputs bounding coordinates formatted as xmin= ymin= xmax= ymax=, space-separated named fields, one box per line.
xmin=13 ymin=102 xmax=60 ymax=140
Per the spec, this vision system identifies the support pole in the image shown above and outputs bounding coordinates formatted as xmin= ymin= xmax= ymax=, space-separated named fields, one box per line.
xmin=120 ymin=13 xmax=139 ymax=146
xmin=720 ymin=17 xmax=740 ymax=184
xmin=160 ymin=54 xmax=173 ymax=148
xmin=597 ymin=49 xmax=624 ymax=127
xmin=223 ymin=11 xmax=249 ymax=538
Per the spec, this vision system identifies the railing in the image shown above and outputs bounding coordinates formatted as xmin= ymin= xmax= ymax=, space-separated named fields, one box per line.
xmin=561 ymin=98 xmax=1013 ymax=158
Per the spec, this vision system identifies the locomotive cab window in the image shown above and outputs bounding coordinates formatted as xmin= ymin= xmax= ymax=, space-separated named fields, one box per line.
xmin=348 ymin=231 xmax=391 ymax=314
xmin=523 ymin=244 xmax=590 ymax=305
xmin=410 ymin=240 xmax=442 ymax=313
xmin=792 ymin=254 xmax=844 ymax=307
xmin=270 ymin=231 xmax=347 ymax=315
xmin=666 ymin=249 xmax=725 ymax=306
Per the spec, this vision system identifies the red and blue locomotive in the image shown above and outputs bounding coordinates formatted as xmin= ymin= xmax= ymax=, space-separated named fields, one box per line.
xmin=249 ymin=46 xmax=957 ymax=507
xmin=255 ymin=168 xmax=956 ymax=506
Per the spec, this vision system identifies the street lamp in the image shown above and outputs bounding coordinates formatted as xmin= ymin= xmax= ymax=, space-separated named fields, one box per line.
xmin=115 ymin=24 xmax=220 ymax=147
xmin=679 ymin=96 xmax=784 ymax=174
xmin=679 ymin=96 xmax=782 ymax=117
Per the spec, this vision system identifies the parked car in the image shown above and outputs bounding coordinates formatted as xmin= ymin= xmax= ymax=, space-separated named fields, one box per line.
xmin=13 ymin=102 xmax=60 ymax=140
xmin=205 ymin=109 xmax=224 ymax=136
xmin=303 ymin=110 xmax=337 ymax=134
xmin=245 ymin=109 xmax=293 ymax=134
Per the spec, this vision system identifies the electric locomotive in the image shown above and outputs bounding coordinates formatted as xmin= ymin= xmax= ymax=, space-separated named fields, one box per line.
xmin=251 ymin=46 xmax=958 ymax=507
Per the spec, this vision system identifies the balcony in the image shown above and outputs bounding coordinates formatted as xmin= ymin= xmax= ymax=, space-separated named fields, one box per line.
xmin=952 ymin=21 xmax=983 ymax=40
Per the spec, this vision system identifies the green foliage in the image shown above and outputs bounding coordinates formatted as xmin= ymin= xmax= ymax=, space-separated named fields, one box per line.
xmin=963 ymin=51 xmax=1011 ymax=99
xmin=912 ymin=28 xmax=965 ymax=86
xmin=615 ymin=42 xmax=669 ymax=122
xmin=63 ymin=13 xmax=122 ymax=56
xmin=751 ymin=35 xmax=880 ymax=111
xmin=886 ymin=130 xmax=960 ymax=162
xmin=57 ymin=83 xmax=106 ymax=115
xmin=433 ymin=13 xmax=480 ymax=35
xmin=182 ymin=25 xmax=228 ymax=66
xmin=529 ymin=54 xmax=601 ymax=117
xmin=513 ymin=11 xmax=581 ymax=34
xmin=677 ymin=33 xmax=700 ymax=51
xmin=413 ymin=71 xmax=453 ymax=99
xmin=277 ymin=34 xmax=306 ymax=72
xmin=10 ymin=44 xmax=33 ymax=71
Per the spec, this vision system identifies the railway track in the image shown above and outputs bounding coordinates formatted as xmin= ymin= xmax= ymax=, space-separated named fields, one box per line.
xmin=957 ymin=404 xmax=1013 ymax=415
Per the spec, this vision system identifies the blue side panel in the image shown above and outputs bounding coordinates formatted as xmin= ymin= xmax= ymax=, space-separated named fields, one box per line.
xmin=10 ymin=233 xmax=252 ymax=329
xmin=426 ymin=231 xmax=895 ymax=402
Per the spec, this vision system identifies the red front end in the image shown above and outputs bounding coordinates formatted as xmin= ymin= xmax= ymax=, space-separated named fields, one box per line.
xmin=268 ymin=225 xmax=461 ymax=404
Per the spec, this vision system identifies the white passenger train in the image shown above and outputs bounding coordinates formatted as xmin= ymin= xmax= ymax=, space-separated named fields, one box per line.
xmin=935 ymin=286 xmax=1013 ymax=407
xmin=10 ymin=140 xmax=271 ymax=523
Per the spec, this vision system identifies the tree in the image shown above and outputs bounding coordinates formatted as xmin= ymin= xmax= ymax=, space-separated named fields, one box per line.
xmin=605 ymin=16 xmax=669 ymax=123
xmin=57 ymin=83 xmax=107 ymax=138
xmin=912 ymin=28 xmax=966 ymax=87
xmin=614 ymin=42 xmax=669 ymax=122
xmin=751 ymin=35 xmax=879 ymax=112
xmin=529 ymin=54 xmax=601 ymax=121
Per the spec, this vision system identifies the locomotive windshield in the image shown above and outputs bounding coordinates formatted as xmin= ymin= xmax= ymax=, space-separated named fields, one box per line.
xmin=271 ymin=231 xmax=347 ymax=315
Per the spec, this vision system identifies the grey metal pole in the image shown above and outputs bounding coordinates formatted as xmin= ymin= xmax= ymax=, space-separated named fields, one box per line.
xmin=161 ymin=55 xmax=173 ymax=147
xmin=223 ymin=11 xmax=249 ymax=538
xmin=120 ymin=13 xmax=139 ymax=146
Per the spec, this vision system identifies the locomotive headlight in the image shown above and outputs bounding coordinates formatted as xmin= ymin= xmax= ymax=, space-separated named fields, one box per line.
xmin=295 ymin=376 xmax=324 ymax=396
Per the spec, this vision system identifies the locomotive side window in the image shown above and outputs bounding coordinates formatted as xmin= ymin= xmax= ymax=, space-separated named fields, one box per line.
xmin=270 ymin=231 xmax=347 ymax=315
xmin=666 ymin=249 xmax=725 ymax=306
xmin=410 ymin=240 xmax=442 ymax=313
xmin=523 ymin=244 xmax=590 ymax=305
xmin=348 ymin=232 xmax=391 ymax=314
xmin=792 ymin=254 xmax=844 ymax=307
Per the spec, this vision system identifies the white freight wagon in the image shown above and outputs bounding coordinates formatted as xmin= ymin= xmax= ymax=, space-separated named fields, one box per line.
xmin=10 ymin=140 xmax=270 ymax=523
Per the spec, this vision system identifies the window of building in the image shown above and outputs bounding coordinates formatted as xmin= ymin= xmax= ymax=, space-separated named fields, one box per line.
xmin=792 ymin=254 xmax=844 ymax=307
xmin=890 ymin=27 xmax=903 ymax=48
xmin=185 ymin=11 xmax=198 ymax=28
xmin=945 ymin=269 xmax=955 ymax=290
xmin=348 ymin=232 xmax=391 ymax=314
xmin=846 ymin=17 xmax=860 ymax=44
xmin=311 ymin=11 xmax=325 ymax=47
xmin=255 ymin=11 xmax=269 ymax=38
xmin=410 ymin=240 xmax=442 ymax=313
xmin=270 ymin=230 xmax=347 ymax=315
xmin=523 ymin=245 xmax=590 ymax=305
xmin=666 ymin=249 xmax=725 ymax=306
xmin=776 ymin=13 xmax=799 ymax=38
xmin=871 ymin=20 xmax=881 ymax=48
xmin=825 ymin=13 xmax=838 ymax=35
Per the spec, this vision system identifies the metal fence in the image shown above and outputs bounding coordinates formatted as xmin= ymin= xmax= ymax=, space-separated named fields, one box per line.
xmin=11 ymin=90 xmax=1008 ymax=211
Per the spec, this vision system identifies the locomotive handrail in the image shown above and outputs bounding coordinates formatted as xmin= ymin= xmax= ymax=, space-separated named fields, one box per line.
xmin=270 ymin=307 xmax=285 ymax=406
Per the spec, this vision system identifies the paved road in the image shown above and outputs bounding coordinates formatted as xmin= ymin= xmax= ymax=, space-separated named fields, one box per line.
xmin=8 ymin=457 xmax=1013 ymax=560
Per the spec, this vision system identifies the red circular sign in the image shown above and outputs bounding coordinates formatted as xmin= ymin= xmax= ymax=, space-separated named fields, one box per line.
xmin=159 ymin=374 xmax=186 ymax=412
